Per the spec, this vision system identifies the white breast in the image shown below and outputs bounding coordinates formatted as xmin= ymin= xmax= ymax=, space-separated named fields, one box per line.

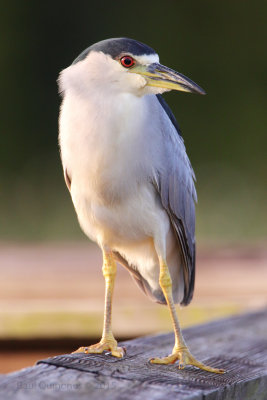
xmin=59 ymin=85 xmax=167 ymax=245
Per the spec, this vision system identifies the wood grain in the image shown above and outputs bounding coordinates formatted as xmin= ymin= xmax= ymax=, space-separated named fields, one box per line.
xmin=0 ymin=310 xmax=266 ymax=399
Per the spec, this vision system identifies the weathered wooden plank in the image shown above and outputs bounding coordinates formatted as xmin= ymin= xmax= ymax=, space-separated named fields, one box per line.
xmin=0 ymin=310 xmax=266 ymax=399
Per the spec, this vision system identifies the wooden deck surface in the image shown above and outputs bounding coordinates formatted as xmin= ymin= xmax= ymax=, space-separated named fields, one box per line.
xmin=0 ymin=310 xmax=266 ymax=400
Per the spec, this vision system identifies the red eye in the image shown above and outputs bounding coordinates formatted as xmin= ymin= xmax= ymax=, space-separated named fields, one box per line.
xmin=120 ymin=56 xmax=135 ymax=68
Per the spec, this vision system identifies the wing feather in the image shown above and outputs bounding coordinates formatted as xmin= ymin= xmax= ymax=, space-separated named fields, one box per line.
xmin=154 ymin=94 xmax=197 ymax=305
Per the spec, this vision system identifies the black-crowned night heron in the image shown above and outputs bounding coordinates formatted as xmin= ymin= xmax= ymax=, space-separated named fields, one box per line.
xmin=58 ymin=38 xmax=224 ymax=374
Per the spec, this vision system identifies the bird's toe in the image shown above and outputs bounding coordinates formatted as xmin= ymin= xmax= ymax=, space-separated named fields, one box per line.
xmin=150 ymin=353 xmax=178 ymax=364
xmin=150 ymin=347 xmax=225 ymax=374
xmin=109 ymin=346 xmax=126 ymax=358
xmin=72 ymin=338 xmax=126 ymax=358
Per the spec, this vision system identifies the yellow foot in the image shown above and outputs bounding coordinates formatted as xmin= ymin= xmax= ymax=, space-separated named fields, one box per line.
xmin=72 ymin=337 xmax=125 ymax=358
xmin=150 ymin=346 xmax=225 ymax=374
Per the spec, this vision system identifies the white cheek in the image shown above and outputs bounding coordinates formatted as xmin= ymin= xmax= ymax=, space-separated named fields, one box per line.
xmin=120 ymin=72 xmax=147 ymax=94
xmin=135 ymin=74 xmax=147 ymax=89
xmin=144 ymin=86 xmax=171 ymax=95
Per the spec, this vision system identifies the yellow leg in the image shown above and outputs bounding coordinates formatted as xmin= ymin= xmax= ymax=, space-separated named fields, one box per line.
xmin=73 ymin=249 xmax=125 ymax=358
xmin=150 ymin=258 xmax=225 ymax=374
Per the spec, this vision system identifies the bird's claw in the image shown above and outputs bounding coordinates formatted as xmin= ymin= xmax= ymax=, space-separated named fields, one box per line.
xmin=72 ymin=337 xmax=126 ymax=358
xmin=150 ymin=346 xmax=225 ymax=374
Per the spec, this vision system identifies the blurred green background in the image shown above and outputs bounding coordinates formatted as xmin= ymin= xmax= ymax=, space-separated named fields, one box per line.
xmin=0 ymin=1 xmax=266 ymax=243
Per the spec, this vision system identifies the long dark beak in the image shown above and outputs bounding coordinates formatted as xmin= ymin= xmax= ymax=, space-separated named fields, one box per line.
xmin=130 ymin=62 xmax=206 ymax=95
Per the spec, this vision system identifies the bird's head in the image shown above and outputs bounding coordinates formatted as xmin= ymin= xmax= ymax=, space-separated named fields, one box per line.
xmin=59 ymin=38 xmax=205 ymax=98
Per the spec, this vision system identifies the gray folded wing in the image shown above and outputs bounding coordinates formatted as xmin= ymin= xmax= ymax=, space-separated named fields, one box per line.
xmin=153 ymin=94 xmax=197 ymax=306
